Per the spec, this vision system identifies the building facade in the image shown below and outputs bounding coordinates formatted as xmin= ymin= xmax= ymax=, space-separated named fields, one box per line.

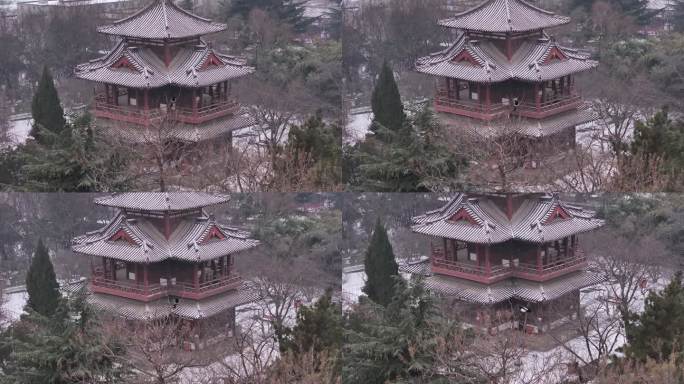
xmin=407 ymin=193 xmax=604 ymax=334
xmin=416 ymin=0 xmax=598 ymax=165
xmin=72 ymin=192 xmax=259 ymax=350
xmin=74 ymin=0 xmax=254 ymax=145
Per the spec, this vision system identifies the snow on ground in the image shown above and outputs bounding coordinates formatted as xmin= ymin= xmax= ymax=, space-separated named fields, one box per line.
xmin=1 ymin=288 xmax=28 ymax=327
xmin=345 ymin=108 xmax=372 ymax=145
xmin=3 ymin=115 xmax=32 ymax=148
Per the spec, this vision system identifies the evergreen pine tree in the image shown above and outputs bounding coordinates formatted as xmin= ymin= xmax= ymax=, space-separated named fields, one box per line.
xmin=30 ymin=66 xmax=65 ymax=145
xmin=25 ymin=239 xmax=61 ymax=318
xmin=625 ymin=271 xmax=684 ymax=362
xmin=1 ymin=288 xmax=129 ymax=383
xmin=227 ymin=0 xmax=312 ymax=33
xmin=280 ymin=289 xmax=343 ymax=355
xmin=362 ymin=219 xmax=399 ymax=306
xmin=370 ymin=61 xmax=406 ymax=133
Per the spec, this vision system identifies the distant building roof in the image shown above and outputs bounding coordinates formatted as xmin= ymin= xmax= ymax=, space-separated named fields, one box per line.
xmin=412 ymin=194 xmax=604 ymax=244
xmin=95 ymin=192 xmax=229 ymax=211
xmin=416 ymin=34 xmax=597 ymax=83
xmin=75 ymin=40 xmax=254 ymax=89
xmin=438 ymin=0 xmax=570 ymax=33
xmin=97 ymin=0 xmax=226 ymax=39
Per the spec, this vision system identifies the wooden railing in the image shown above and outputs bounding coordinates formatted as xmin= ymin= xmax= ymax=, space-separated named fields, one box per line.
xmin=92 ymin=94 xmax=239 ymax=126
xmin=176 ymin=99 xmax=240 ymax=124
xmin=430 ymin=248 xmax=587 ymax=282
xmin=90 ymin=274 xmax=242 ymax=301
xmin=434 ymin=89 xmax=509 ymax=120
xmin=514 ymin=94 xmax=582 ymax=119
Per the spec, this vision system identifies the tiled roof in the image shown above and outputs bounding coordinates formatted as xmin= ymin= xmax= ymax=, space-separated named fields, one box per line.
xmin=75 ymin=40 xmax=254 ymax=88
xmin=97 ymin=0 xmax=226 ymax=39
xmin=439 ymin=107 xmax=596 ymax=138
xmin=425 ymin=270 xmax=602 ymax=304
xmin=88 ymin=283 xmax=258 ymax=320
xmin=95 ymin=192 xmax=229 ymax=211
xmin=416 ymin=34 xmax=597 ymax=83
xmin=439 ymin=0 xmax=570 ymax=32
xmin=72 ymin=210 xmax=259 ymax=263
xmin=95 ymin=112 xmax=255 ymax=143
xmin=412 ymin=194 xmax=604 ymax=244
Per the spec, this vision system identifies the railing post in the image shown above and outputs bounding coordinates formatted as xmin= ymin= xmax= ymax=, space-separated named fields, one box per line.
xmin=537 ymin=246 xmax=543 ymax=273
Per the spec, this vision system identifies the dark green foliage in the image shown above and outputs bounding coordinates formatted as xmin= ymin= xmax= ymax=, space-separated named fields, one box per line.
xmin=1 ymin=288 xmax=129 ymax=383
xmin=24 ymin=239 xmax=60 ymax=318
xmin=625 ymin=272 xmax=684 ymax=362
xmin=347 ymin=106 xmax=464 ymax=192
xmin=30 ymin=67 xmax=65 ymax=144
xmin=370 ymin=61 xmax=405 ymax=133
xmin=287 ymin=113 xmax=342 ymax=187
xmin=362 ymin=219 xmax=399 ymax=306
xmin=344 ymin=278 xmax=481 ymax=383
xmin=632 ymin=110 xmax=684 ymax=189
xmin=180 ymin=0 xmax=194 ymax=11
xmin=279 ymin=289 xmax=343 ymax=355
xmin=226 ymin=0 xmax=313 ymax=33
xmin=17 ymin=113 xmax=134 ymax=192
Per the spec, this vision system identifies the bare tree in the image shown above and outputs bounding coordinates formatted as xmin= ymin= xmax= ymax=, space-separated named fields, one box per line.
xmin=550 ymin=296 xmax=623 ymax=380
xmin=0 ymin=90 xmax=10 ymax=146
xmin=584 ymin=231 xmax=667 ymax=328
xmin=114 ymin=315 xmax=204 ymax=384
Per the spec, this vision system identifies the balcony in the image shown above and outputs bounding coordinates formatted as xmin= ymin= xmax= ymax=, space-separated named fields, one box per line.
xmin=513 ymin=94 xmax=583 ymax=119
xmin=434 ymin=89 xmax=509 ymax=121
xmin=430 ymin=249 xmax=587 ymax=283
xmin=93 ymin=94 xmax=240 ymax=127
xmin=90 ymin=273 xmax=243 ymax=302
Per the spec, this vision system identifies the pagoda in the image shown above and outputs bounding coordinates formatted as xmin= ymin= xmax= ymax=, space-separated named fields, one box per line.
xmin=406 ymin=193 xmax=604 ymax=334
xmin=72 ymin=192 xmax=259 ymax=349
xmin=74 ymin=0 xmax=254 ymax=144
xmin=416 ymin=0 xmax=597 ymax=160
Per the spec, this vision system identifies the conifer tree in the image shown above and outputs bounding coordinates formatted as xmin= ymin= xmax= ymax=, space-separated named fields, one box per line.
xmin=30 ymin=66 xmax=65 ymax=144
xmin=25 ymin=239 xmax=61 ymax=318
xmin=625 ymin=271 xmax=684 ymax=362
xmin=362 ymin=219 xmax=399 ymax=306
xmin=370 ymin=61 xmax=406 ymax=133
xmin=1 ymin=288 xmax=129 ymax=383
xmin=227 ymin=0 xmax=312 ymax=33
xmin=280 ymin=289 xmax=343 ymax=355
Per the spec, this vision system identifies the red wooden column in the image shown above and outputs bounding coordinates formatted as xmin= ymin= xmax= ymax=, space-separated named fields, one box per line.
xmin=485 ymin=246 xmax=491 ymax=275
xmin=536 ymin=245 xmax=543 ymax=272
xmin=144 ymin=89 xmax=149 ymax=113
xmin=485 ymin=84 xmax=491 ymax=112
xmin=143 ymin=264 xmax=149 ymax=292
xmin=442 ymin=238 xmax=447 ymax=259
xmin=192 ymin=88 xmax=198 ymax=118
xmin=454 ymin=79 xmax=459 ymax=100
xmin=193 ymin=263 xmax=199 ymax=289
